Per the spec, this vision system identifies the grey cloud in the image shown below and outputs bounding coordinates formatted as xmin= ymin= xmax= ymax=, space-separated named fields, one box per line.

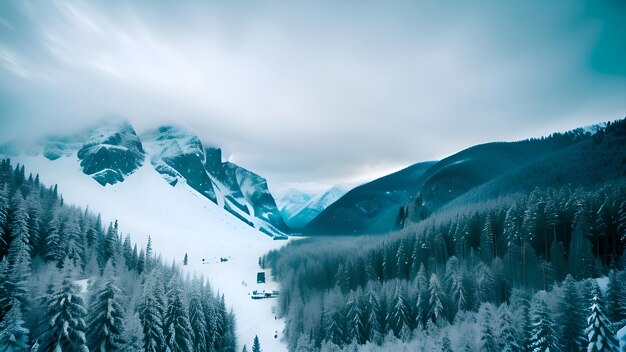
xmin=0 ymin=0 xmax=624 ymax=192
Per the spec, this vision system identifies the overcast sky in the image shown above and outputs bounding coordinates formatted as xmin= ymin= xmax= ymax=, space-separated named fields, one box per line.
xmin=0 ymin=1 xmax=624 ymax=195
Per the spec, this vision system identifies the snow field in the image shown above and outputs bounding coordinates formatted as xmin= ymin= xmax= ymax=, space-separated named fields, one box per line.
xmin=14 ymin=155 xmax=290 ymax=351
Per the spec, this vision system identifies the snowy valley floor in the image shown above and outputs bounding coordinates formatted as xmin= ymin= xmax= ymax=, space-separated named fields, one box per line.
xmin=14 ymin=155 xmax=290 ymax=351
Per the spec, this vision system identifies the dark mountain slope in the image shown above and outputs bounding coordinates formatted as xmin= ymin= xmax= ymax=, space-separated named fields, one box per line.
xmin=303 ymin=161 xmax=436 ymax=235
xmin=442 ymin=118 xmax=626 ymax=211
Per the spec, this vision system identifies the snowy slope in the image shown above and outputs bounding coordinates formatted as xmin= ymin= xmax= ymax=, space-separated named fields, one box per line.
xmin=12 ymin=154 xmax=290 ymax=351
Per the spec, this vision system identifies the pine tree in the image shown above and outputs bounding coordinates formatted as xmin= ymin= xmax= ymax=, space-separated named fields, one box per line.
xmin=0 ymin=300 xmax=29 ymax=352
xmin=201 ymin=284 xmax=218 ymax=350
xmin=605 ymin=270 xmax=626 ymax=328
xmin=188 ymin=281 xmax=209 ymax=352
xmin=528 ymin=292 xmax=560 ymax=352
xmin=139 ymin=272 xmax=166 ymax=352
xmin=123 ymin=234 xmax=134 ymax=270
xmin=65 ymin=220 xmax=85 ymax=268
xmin=145 ymin=236 xmax=153 ymax=273
xmin=39 ymin=264 xmax=89 ymax=352
xmin=345 ymin=292 xmax=365 ymax=344
xmin=497 ymin=303 xmax=520 ymax=352
xmin=479 ymin=303 xmax=498 ymax=352
xmin=388 ymin=288 xmax=408 ymax=338
xmin=0 ymin=258 xmax=9 ymax=317
xmin=427 ymin=273 xmax=446 ymax=326
xmin=585 ymin=295 xmax=619 ymax=352
xmin=5 ymin=197 xmax=31 ymax=307
xmin=559 ymin=275 xmax=586 ymax=351
xmin=0 ymin=184 xmax=8 ymax=248
xmin=44 ymin=215 xmax=63 ymax=265
xmin=164 ymin=275 xmax=193 ymax=352
xmin=86 ymin=271 xmax=126 ymax=351
xmin=120 ymin=312 xmax=143 ymax=352
xmin=252 ymin=335 xmax=262 ymax=352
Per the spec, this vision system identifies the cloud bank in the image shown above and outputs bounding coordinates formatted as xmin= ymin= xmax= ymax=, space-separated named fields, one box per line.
xmin=0 ymin=0 xmax=624 ymax=192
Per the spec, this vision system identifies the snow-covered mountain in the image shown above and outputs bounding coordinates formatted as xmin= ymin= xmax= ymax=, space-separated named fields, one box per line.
xmin=283 ymin=185 xmax=349 ymax=229
xmin=0 ymin=119 xmax=288 ymax=238
xmin=277 ymin=189 xmax=314 ymax=221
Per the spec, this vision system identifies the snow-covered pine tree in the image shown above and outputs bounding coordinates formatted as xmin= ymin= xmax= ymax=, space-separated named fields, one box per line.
xmin=366 ymin=293 xmax=382 ymax=345
xmin=252 ymin=335 xmax=262 ymax=352
xmin=559 ymin=274 xmax=586 ymax=351
xmin=585 ymin=295 xmax=619 ymax=352
xmin=122 ymin=234 xmax=133 ymax=270
xmin=527 ymin=291 xmax=560 ymax=352
xmin=65 ymin=220 xmax=85 ymax=268
xmin=605 ymin=270 xmax=626 ymax=329
xmin=164 ymin=275 xmax=193 ymax=352
xmin=86 ymin=267 xmax=126 ymax=352
xmin=138 ymin=271 xmax=166 ymax=352
xmin=24 ymin=195 xmax=41 ymax=257
xmin=388 ymin=288 xmax=409 ymax=339
xmin=119 ymin=312 xmax=143 ymax=352
xmin=6 ymin=196 xmax=31 ymax=307
xmin=345 ymin=291 xmax=365 ymax=344
xmin=144 ymin=235 xmax=153 ymax=272
xmin=188 ymin=279 xmax=208 ymax=352
xmin=0 ymin=300 xmax=29 ymax=352
xmin=44 ymin=215 xmax=63 ymax=265
xmin=479 ymin=303 xmax=498 ymax=352
xmin=0 ymin=258 xmax=8 ymax=317
xmin=0 ymin=184 xmax=8 ymax=245
xmin=39 ymin=262 xmax=89 ymax=352
xmin=201 ymin=283 xmax=218 ymax=350
xmin=497 ymin=303 xmax=520 ymax=352
xmin=427 ymin=273 xmax=446 ymax=326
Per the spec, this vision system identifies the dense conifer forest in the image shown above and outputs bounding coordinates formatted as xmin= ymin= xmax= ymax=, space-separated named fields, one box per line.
xmin=0 ymin=159 xmax=238 ymax=351
xmin=269 ymin=167 xmax=626 ymax=350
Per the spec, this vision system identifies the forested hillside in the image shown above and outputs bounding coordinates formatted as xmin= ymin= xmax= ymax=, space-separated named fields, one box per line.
xmin=268 ymin=158 xmax=626 ymax=350
xmin=0 ymin=158 xmax=237 ymax=351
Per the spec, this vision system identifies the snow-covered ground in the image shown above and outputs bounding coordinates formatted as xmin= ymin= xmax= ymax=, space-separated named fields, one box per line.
xmin=13 ymin=155 xmax=289 ymax=351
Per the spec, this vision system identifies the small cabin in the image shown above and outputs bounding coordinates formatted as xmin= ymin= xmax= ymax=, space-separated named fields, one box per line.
xmin=257 ymin=272 xmax=266 ymax=284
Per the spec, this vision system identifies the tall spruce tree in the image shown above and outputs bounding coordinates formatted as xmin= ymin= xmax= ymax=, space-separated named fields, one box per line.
xmin=188 ymin=280 xmax=209 ymax=352
xmin=585 ymin=295 xmax=619 ymax=352
xmin=139 ymin=271 xmax=166 ymax=352
xmin=0 ymin=300 xmax=29 ymax=352
xmin=559 ymin=275 xmax=586 ymax=351
xmin=164 ymin=275 xmax=193 ymax=352
xmin=86 ymin=266 xmax=126 ymax=352
xmin=39 ymin=262 xmax=89 ymax=352
xmin=605 ymin=270 xmax=626 ymax=328
xmin=6 ymin=196 xmax=31 ymax=307
xmin=527 ymin=292 xmax=560 ymax=352
xmin=252 ymin=335 xmax=262 ymax=352
xmin=427 ymin=273 xmax=446 ymax=326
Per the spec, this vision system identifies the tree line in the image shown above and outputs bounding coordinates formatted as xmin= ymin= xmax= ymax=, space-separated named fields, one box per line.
xmin=0 ymin=158 xmax=238 ymax=351
xmin=268 ymin=179 xmax=626 ymax=351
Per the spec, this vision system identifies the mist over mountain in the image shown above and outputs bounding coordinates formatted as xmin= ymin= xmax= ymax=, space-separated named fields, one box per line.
xmin=0 ymin=119 xmax=288 ymax=237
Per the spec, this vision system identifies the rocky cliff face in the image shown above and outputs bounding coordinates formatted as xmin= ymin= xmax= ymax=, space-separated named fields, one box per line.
xmin=142 ymin=126 xmax=217 ymax=203
xmin=76 ymin=120 xmax=145 ymax=186
xmin=142 ymin=126 xmax=287 ymax=235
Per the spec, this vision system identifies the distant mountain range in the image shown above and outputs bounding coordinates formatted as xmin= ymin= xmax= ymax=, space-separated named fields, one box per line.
xmin=279 ymin=186 xmax=350 ymax=229
xmin=0 ymin=119 xmax=288 ymax=237
xmin=303 ymin=161 xmax=435 ymax=235
xmin=3 ymin=117 xmax=623 ymax=238
xmin=304 ymin=119 xmax=625 ymax=235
